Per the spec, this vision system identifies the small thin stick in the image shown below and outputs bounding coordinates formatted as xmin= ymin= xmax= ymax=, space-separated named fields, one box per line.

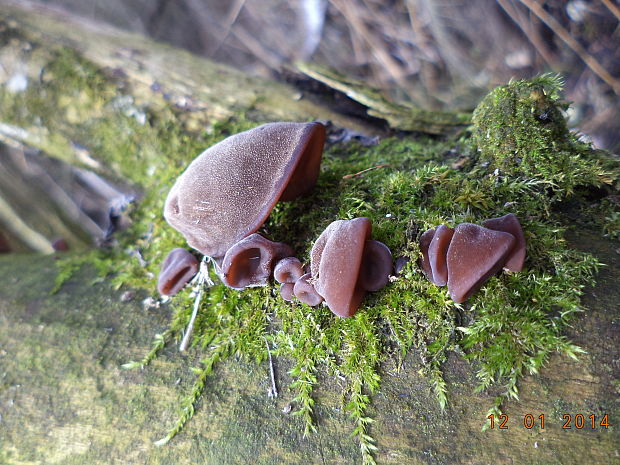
xmin=264 ymin=337 xmax=278 ymax=398
xmin=179 ymin=257 xmax=214 ymax=352
xmin=518 ymin=0 xmax=620 ymax=94
xmin=343 ymin=164 xmax=389 ymax=179
xmin=601 ymin=0 xmax=620 ymax=23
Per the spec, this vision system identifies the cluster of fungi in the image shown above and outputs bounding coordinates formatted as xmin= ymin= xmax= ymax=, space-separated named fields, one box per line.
xmin=158 ymin=121 xmax=526 ymax=318
xmin=418 ymin=214 xmax=526 ymax=303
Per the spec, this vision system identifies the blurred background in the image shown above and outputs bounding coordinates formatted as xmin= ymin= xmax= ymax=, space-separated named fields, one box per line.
xmin=23 ymin=0 xmax=620 ymax=152
xmin=1 ymin=0 xmax=619 ymax=253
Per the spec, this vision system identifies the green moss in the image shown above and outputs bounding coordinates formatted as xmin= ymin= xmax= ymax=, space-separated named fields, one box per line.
xmin=3 ymin=48 xmax=619 ymax=464
xmin=472 ymin=74 xmax=616 ymax=203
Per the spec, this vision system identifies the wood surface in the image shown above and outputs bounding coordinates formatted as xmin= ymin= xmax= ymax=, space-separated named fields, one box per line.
xmin=0 ymin=2 xmax=618 ymax=464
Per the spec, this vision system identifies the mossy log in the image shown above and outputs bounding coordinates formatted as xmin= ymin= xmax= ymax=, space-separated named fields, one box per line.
xmin=0 ymin=2 xmax=619 ymax=465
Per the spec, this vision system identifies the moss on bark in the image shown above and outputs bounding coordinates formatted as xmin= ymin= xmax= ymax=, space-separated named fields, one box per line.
xmin=0 ymin=3 xmax=618 ymax=465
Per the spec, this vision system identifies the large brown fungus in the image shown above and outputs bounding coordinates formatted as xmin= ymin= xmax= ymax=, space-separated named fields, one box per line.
xmin=310 ymin=217 xmax=393 ymax=318
xmin=164 ymin=122 xmax=326 ymax=258
xmin=219 ymin=233 xmax=293 ymax=289
xmin=158 ymin=248 xmax=200 ymax=296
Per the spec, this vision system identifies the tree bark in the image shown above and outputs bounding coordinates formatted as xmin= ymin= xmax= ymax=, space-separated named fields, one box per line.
xmin=0 ymin=2 xmax=618 ymax=464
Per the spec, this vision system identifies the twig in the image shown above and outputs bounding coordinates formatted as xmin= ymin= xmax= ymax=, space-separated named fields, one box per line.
xmin=179 ymin=256 xmax=215 ymax=352
xmin=495 ymin=0 xmax=556 ymax=67
xmin=343 ymin=164 xmax=389 ymax=179
xmin=330 ymin=0 xmax=408 ymax=88
xmin=601 ymin=0 xmax=620 ymax=22
xmin=264 ymin=336 xmax=278 ymax=398
xmin=518 ymin=0 xmax=620 ymax=95
xmin=207 ymin=0 xmax=247 ymax=56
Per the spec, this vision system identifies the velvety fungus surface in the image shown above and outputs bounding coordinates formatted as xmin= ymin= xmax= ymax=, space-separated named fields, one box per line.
xmin=446 ymin=223 xmax=516 ymax=303
xmin=164 ymin=122 xmax=325 ymax=257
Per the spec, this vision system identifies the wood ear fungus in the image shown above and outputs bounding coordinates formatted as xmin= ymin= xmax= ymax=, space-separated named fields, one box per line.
xmin=293 ymin=273 xmax=324 ymax=307
xmin=158 ymin=248 xmax=200 ymax=296
xmin=446 ymin=223 xmax=515 ymax=303
xmin=482 ymin=213 xmax=526 ymax=272
xmin=274 ymin=257 xmax=304 ymax=284
xmin=163 ymin=122 xmax=325 ymax=258
xmin=310 ymin=217 xmax=393 ymax=318
xmin=419 ymin=214 xmax=526 ymax=303
xmin=219 ymin=233 xmax=293 ymax=289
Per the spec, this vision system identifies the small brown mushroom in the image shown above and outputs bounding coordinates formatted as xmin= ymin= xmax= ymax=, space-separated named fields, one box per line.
xmin=293 ymin=273 xmax=324 ymax=306
xmin=219 ymin=233 xmax=293 ymax=289
xmin=418 ymin=228 xmax=436 ymax=283
xmin=310 ymin=217 xmax=393 ymax=318
xmin=446 ymin=223 xmax=516 ymax=303
xmin=280 ymin=283 xmax=295 ymax=302
xmin=274 ymin=257 xmax=304 ymax=284
xmin=158 ymin=248 xmax=200 ymax=296
xmin=51 ymin=238 xmax=69 ymax=252
xmin=428 ymin=225 xmax=454 ymax=286
xmin=482 ymin=213 xmax=526 ymax=272
xmin=164 ymin=122 xmax=326 ymax=258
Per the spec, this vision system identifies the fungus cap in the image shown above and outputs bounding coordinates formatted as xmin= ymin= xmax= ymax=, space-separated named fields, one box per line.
xmin=446 ymin=223 xmax=516 ymax=303
xmin=482 ymin=213 xmax=526 ymax=272
xmin=164 ymin=122 xmax=326 ymax=257
xmin=293 ymin=273 xmax=324 ymax=306
xmin=274 ymin=257 xmax=304 ymax=284
xmin=428 ymin=225 xmax=454 ymax=286
xmin=158 ymin=248 xmax=199 ymax=296
xmin=219 ymin=233 xmax=293 ymax=289
xmin=310 ymin=217 xmax=394 ymax=318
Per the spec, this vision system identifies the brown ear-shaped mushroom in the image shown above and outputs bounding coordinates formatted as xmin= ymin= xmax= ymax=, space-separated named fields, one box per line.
xmin=158 ymin=248 xmax=200 ymax=296
xmin=293 ymin=273 xmax=324 ymax=306
xmin=280 ymin=283 xmax=295 ymax=302
xmin=359 ymin=240 xmax=393 ymax=291
xmin=482 ymin=213 xmax=526 ymax=272
xmin=219 ymin=233 xmax=293 ymax=289
xmin=164 ymin=122 xmax=326 ymax=258
xmin=428 ymin=225 xmax=454 ymax=286
xmin=311 ymin=218 xmax=371 ymax=317
xmin=418 ymin=228 xmax=436 ymax=283
xmin=274 ymin=257 xmax=304 ymax=284
xmin=311 ymin=217 xmax=392 ymax=318
xmin=446 ymin=223 xmax=516 ymax=303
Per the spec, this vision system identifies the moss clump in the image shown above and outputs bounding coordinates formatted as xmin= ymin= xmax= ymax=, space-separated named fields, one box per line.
xmin=5 ymin=47 xmax=618 ymax=465
xmin=472 ymin=74 xmax=614 ymax=201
